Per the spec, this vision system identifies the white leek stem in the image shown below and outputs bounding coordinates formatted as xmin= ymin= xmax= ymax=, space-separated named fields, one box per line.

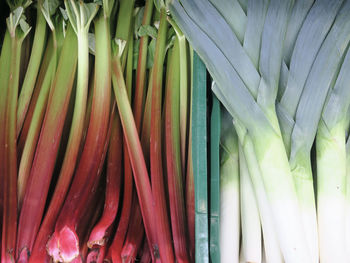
xmin=317 ymin=120 xmax=347 ymax=263
xmin=235 ymin=120 xmax=283 ymax=263
xmin=219 ymin=124 xmax=240 ymax=263
xmin=239 ymin=144 xmax=261 ymax=263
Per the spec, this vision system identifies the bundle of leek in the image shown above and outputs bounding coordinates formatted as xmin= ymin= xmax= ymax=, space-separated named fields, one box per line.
xmin=169 ymin=0 xmax=350 ymax=262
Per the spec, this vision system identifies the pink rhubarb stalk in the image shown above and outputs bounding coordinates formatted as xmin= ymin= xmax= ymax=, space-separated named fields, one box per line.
xmin=121 ymin=193 xmax=145 ymax=263
xmin=111 ymin=49 xmax=158 ymax=259
xmin=47 ymin=11 xmax=112 ymax=262
xmin=149 ymin=8 xmax=175 ymax=263
xmin=88 ymin=109 xmax=123 ymax=247
xmin=16 ymin=24 xmax=77 ymax=262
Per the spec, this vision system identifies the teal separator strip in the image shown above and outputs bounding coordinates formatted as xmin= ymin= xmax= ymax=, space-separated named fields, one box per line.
xmin=192 ymin=51 xmax=209 ymax=263
xmin=209 ymin=94 xmax=220 ymax=263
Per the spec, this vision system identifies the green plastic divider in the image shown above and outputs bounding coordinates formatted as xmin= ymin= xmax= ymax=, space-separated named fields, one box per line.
xmin=209 ymin=94 xmax=221 ymax=263
xmin=192 ymin=51 xmax=209 ymax=263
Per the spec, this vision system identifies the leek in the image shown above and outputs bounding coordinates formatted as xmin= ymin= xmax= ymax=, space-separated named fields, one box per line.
xmin=219 ymin=109 xmax=240 ymax=263
xmin=315 ymin=26 xmax=350 ymax=261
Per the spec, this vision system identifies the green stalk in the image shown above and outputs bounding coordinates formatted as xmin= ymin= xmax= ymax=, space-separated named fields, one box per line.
xmin=59 ymin=0 xmax=99 ymax=179
xmin=125 ymin=20 xmax=134 ymax=100
xmin=0 ymin=31 xmax=11 ymax=252
xmin=133 ymin=0 xmax=154 ymax=132
xmin=16 ymin=2 xmax=47 ymax=136
xmin=140 ymin=69 xmax=153 ymax=164
xmin=0 ymin=30 xmax=11 ymax=187
xmin=2 ymin=37 xmax=22 ymax=263
xmin=17 ymin=3 xmax=63 ymax=208
xmin=17 ymin=37 xmax=57 ymax=208
xmin=115 ymin=0 xmax=134 ymax=41
xmin=168 ymin=18 xmax=189 ymax=175
xmin=165 ymin=39 xmax=190 ymax=263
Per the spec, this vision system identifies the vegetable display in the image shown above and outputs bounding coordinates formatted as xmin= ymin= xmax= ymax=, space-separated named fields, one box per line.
xmin=2 ymin=0 xmax=350 ymax=262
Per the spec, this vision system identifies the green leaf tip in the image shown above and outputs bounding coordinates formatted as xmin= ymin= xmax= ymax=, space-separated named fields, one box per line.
xmin=64 ymin=0 xmax=99 ymax=34
xmin=6 ymin=0 xmax=32 ymax=10
xmin=6 ymin=6 xmax=31 ymax=38
xmin=41 ymin=0 xmax=60 ymax=31
xmin=102 ymin=0 xmax=115 ymax=17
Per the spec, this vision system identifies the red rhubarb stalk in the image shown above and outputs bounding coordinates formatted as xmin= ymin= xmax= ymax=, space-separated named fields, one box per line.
xmin=2 ymin=29 xmax=21 ymax=263
xmin=0 ymin=30 xmax=11 ymax=263
xmin=121 ymin=193 xmax=145 ymax=263
xmin=109 ymin=150 xmax=134 ymax=263
xmin=2 ymin=7 xmax=31 ymax=262
xmin=88 ymin=108 xmax=123 ymax=247
xmin=79 ymin=188 xmax=105 ymax=263
xmin=88 ymin=0 xmax=135 ymax=247
xmin=16 ymin=24 xmax=77 ymax=262
xmin=109 ymin=77 xmax=134 ymax=262
xmin=149 ymin=8 xmax=175 ymax=263
xmin=47 ymin=9 xmax=112 ymax=262
xmin=28 ymin=62 xmax=94 ymax=263
xmin=111 ymin=47 xmax=157 ymax=259
xmin=165 ymin=39 xmax=190 ymax=263
xmin=139 ymin=240 xmax=152 ymax=263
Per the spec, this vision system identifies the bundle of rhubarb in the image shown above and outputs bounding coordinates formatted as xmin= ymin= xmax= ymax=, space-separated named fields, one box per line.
xmin=0 ymin=0 xmax=194 ymax=262
xmin=170 ymin=0 xmax=350 ymax=262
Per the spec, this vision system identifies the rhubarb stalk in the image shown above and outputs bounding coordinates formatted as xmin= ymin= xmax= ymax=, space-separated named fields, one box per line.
xmin=186 ymin=46 xmax=195 ymax=262
xmin=133 ymin=0 xmax=154 ymax=132
xmin=140 ymin=240 xmax=152 ymax=263
xmin=88 ymin=109 xmax=123 ymax=247
xmin=149 ymin=7 xmax=175 ymax=263
xmin=111 ymin=41 xmax=157 ymax=259
xmin=168 ymin=17 xmax=189 ymax=175
xmin=16 ymin=24 xmax=77 ymax=262
xmin=16 ymin=0 xmax=47 ymax=136
xmin=120 ymin=193 xmax=145 ymax=263
xmin=58 ymin=0 xmax=99 ymax=178
xmin=47 ymin=5 xmax=113 ymax=261
xmin=2 ymin=5 xmax=31 ymax=262
xmin=165 ymin=39 xmax=190 ymax=262
xmin=17 ymin=30 xmax=59 ymax=208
